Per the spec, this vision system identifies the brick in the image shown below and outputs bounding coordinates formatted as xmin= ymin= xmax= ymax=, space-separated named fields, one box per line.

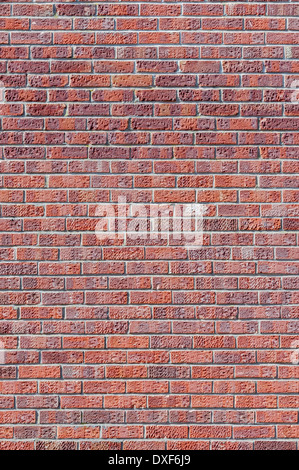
xmin=0 ymin=0 xmax=298 ymax=450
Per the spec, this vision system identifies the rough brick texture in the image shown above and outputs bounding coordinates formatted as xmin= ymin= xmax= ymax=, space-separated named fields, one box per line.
xmin=0 ymin=0 xmax=299 ymax=451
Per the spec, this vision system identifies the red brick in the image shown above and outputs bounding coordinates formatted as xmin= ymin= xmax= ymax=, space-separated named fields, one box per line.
xmin=0 ymin=0 xmax=298 ymax=450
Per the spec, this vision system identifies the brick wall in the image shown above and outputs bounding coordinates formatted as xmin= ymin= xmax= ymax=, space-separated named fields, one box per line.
xmin=0 ymin=0 xmax=298 ymax=451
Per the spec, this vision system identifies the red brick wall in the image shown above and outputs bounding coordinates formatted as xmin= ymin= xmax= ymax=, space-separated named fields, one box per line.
xmin=0 ymin=0 xmax=298 ymax=451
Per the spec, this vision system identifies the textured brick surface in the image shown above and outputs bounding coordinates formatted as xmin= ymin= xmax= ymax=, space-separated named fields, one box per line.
xmin=0 ymin=0 xmax=298 ymax=451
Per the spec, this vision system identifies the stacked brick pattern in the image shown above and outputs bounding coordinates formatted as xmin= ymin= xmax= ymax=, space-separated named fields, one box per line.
xmin=0 ymin=0 xmax=298 ymax=451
